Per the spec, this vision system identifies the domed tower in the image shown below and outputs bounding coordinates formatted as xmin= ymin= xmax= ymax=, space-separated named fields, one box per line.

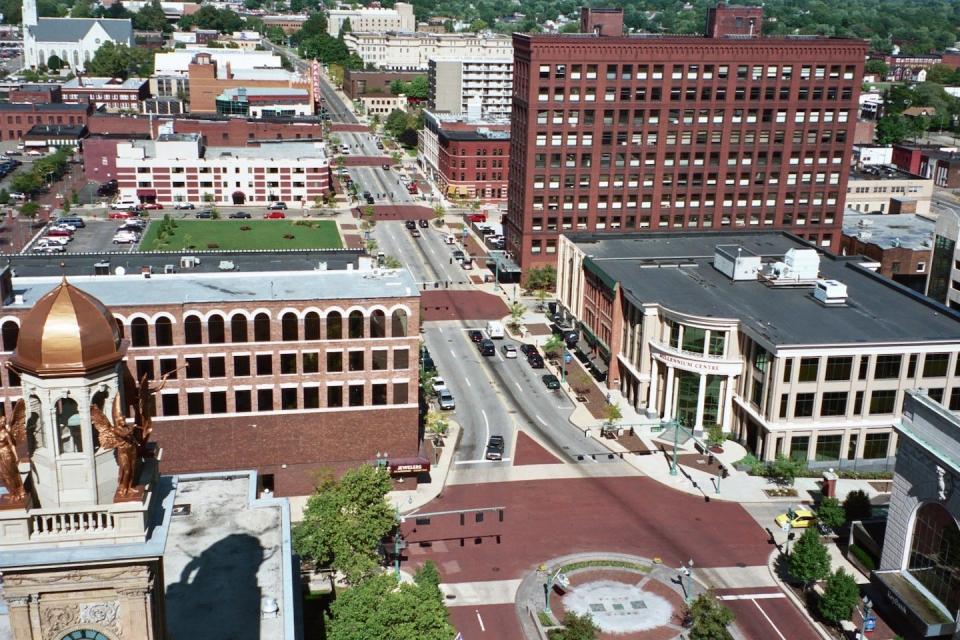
xmin=8 ymin=278 xmax=130 ymax=508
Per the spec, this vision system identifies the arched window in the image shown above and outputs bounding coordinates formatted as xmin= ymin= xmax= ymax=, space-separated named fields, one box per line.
xmin=370 ymin=310 xmax=386 ymax=338
xmin=1 ymin=320 xmax=19 ymax=351
xmin=348 ymin=310 xmax=364 ymax=339
xmin=60 ymin=631 xmax=111 ymax=640
xmin=184 ymin=315 xmax=203 ymax=345
xmin=304 ymin=311 xmax=321 ymax=340
xmin=155 ymin=316 xmax=173 ymax=346
xmin=114 ymin=317 xmax=125 ymax=339
xmin=281 ymin=312 xmax=299 ymax=341
xmin=207 ymin=314 xmax=225 ymax=344
xmin=327 ymin=311 xmax=342 ymax=339
xmin=231 ymin=314 xmax=248 ymax=343
xmin=391 ymin=309 xmax=408 ymax=337
xmin=253 ymin=313 xmax=271 ymax=342
xmin=908 ymin=502 xmax=960 ymax=614
xmin=130 ymin=317 xmax=149 ymax=347
xmin=26 ymin=395 xmax=43 ymax=452
xmin=55 ymin=397 xmax=81 ymax=453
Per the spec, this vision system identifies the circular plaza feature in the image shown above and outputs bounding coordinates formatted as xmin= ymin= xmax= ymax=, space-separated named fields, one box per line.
xmin=562 ymin=579 xmax=674 ymax=633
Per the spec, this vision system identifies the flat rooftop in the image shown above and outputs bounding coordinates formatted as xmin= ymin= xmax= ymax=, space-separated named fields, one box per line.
xmin=6 ymin=267 xmax=418 ymax=308
xmin=206 ymin=141 xmax=327 ymax=160
xmin=62 ymin=77 xmax=147 ymax=90
xmin=850 ymin=165 xmax=927 ymax=181
xmin=571 ymin=231 xmax=960 ymax=347
xmin=164 ymin=474 xmax=290 ymax=640
xmin=842 ymin=213 xmax=935 ymax=251
xmin=1 ymin=249 xmax=363 ymax=276
xmin=219 ymin=87 xmax=309 ymax=99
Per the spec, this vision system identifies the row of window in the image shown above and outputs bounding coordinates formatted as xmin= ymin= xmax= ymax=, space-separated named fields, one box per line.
xmin=536 ymin=63 xmax=858 ymax=83
xmin=781 ymin=353 xmax=956 ymax=384
xmin=532 ymin=107 xmax=850 ymax=128
xmin=160 ymin=381 xmax=411 ymax=416
xmin=537 ymin=84 xmax=855 ymax=106
xmin=787 ymin=431 xmax=891 ymax=462
xmin=776 ymin=387 xmax=960 ymax=420
xmin=534 ymin=128 xmax=847 ymax=148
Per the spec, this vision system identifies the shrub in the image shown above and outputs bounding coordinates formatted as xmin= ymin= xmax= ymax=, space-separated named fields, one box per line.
xmin=849 ymin=544 xmax=876 ymax=571
xmin=817 ymin=497 xmax=846 ymax=530
xmin=240 ymin=225 xmax=252 ymax=231
xmin=207 ymin=243 xmax=219 ymax=249
xmin=844 ymin=490 xmax=873 ymax=522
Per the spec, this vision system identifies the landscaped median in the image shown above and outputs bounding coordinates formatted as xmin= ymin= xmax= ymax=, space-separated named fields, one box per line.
xmin=138 ymin=219 xmax=343 ymax=251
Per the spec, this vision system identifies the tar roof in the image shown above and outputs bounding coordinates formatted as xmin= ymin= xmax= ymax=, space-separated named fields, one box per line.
xmin=842 ymin=213 xmax=935 ymax=251
xmin=572 ymin=231 xmax=960 ymax=347
xmin=7 ymin=267 xmax=418 ymax=308
xmin=29 ymin=18 xmax=132 ymax=43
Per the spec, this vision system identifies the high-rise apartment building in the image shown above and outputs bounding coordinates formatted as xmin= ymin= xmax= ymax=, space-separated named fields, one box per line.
xmin=505 ymin=6 xmax=867 ymax=269
xmin=428 ymin=58 xmax=514 ymax=120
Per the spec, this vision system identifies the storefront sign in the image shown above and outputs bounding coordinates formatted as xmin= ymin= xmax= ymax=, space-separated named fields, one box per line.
xmin=388 ymin=460 xmax=430 ymax=474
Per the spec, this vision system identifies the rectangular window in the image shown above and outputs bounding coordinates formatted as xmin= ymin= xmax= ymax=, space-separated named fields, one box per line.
xmin=326 ymin=351 xmax=343 ymax=372
xmin=372 ymin=383 xmax=388 ymax=406
xmin=862 ymin=432 xmax=890 ymax=459
xmin=327 ymin=385 xmax=343 ymax=407
xmin=210 ymin=391 xmax=227 ymax=414
xmin=136 ymin=359 xmax=154 ymax=382
xmin=235 ymin=389 xmax=252 ymax=413
xmin=907 ymin=354 xmax=918 ymax=378
xmin=302 ymin=352 xmax=319 ymax=373
xmin=779 ymin=393 xmax=789 ymax=418
xmin=187 ymin=392 xmax=204 ymax=415
xmin=348 ymin=350 xmax=365 ymax=371
xmin=186 ymin=357 xmax=203 ymax=379
xmin=394 ymin=349 xmax=409 ymax=370
xmin=874 ymin=354 xmax=901 ymax=379
xmin=782 ymin=358 xmax=792 ymax=383
xmin=303 ymin=386 xmax=319 ymax=408
xmin=348 ymin=384 xmax=364 ymax=407
xmin=256 ymin=354 xmax=273 ymax=376
xmin=281 ymin=387 xmax=297 ymax=410
xmin=233 ymin=355 xmax=251 ymax=377
xmin=393 ymin=383 xmax=408 ymax=404
xmin=371 ymin=349 xmax=388 ymax=370
xmin=280 ymin=353 xmax=297 ymax=374
xmin=820 ymin=356 xmax=851 ymax=381
xmin=820 ymin=391 xmax=848 ymax=417
xmin=160 ymin=357 xmax=178 ymax=379
xmin=928 ymin=388 xmax=945 ymax=403
xmin=257 ymin=388 xmax=273 ymax=411
xmin=869 ymin=389 xmax=897 ymax=414
xmin=858 ymin=356 xmax=869 ymax=380
xmin=853 ymin=390 xmax=864 ymax=415
xmin=815 ymin=434 xmax=843 ymax=461
xmin=950 ymin=387 xmax=960 ymax=411
xmin=161 ymin=393 xmax=179 ymax=416
xmin=798 ymin=357 xmax=819 ymax=382
xmin=923 ymin=353 xmax=950 ymax=378
xmin=790 ymin=436 xmax=810 ymax=462
xmin=751 ymin=379 xmax=764 ymax=406
xmin=794 ymin=393 xmax=815 ymax=417
xmin=208 ymin=356 xmax=225 ymax=378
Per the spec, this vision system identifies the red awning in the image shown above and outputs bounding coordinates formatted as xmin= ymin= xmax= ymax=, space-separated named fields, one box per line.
xmin=136 ymin=189 xmax=157 ymax=197
xmin=386 ymin=457 xmax=431 ymax=475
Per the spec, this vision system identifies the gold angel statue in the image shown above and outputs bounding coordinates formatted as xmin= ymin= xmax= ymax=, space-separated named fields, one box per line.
xmin=91 ymin=395 xmax=139 ymax=497
xmin=0 ymin=399 xmax=26 ymax=503
xmin=127 ymin=368 xmax=180 ymax=456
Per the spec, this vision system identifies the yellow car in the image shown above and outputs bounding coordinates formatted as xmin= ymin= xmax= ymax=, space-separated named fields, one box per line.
xmin=775 ymin=507 xmax=817 ymax=530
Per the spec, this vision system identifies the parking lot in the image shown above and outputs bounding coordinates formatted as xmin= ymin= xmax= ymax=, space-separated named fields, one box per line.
xmin=28 ymin=218 xmax=147 ymax=255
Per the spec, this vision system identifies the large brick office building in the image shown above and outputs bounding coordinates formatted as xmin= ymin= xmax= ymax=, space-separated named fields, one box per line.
xmin=0 ymin=252 xmax=422 ymax=496
xmin=505 ymin=6 xmax=866 ymax=269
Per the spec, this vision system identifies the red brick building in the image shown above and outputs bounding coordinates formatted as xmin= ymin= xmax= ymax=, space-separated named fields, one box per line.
xmin=504 ymin=6 xmax=866 ymax=270
xmin=892 ymin=143 xmax=960 ymax=189
xmin=0 ymin=103 xmax=92 ymax=141
xmin=61 ymin=76 xmax=150 ymax=112
xmin=343 ymin=69 xmax=423 ymax=100
xmin=420 ymin=111 xmax=509 ymax=203
xmin=0 ymin=261 xmax=422 ymax=496
xmin=9 ymin=83 xmax=61 ymax=104
xmin=87 ymin=113 xmax=327 ymax=146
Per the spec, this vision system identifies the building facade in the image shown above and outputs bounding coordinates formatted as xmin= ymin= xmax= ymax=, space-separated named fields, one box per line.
xmin=327 ymin=2 xmax=415 ymax=36
xmin=342 ymin=69 xmax=423 ymax=99
xmin=505 ymin=7 xmax=866 ymax=270
xmin=360 ymin=94 xmax=407 ymax=116
xmin=115 ymin=132 xmax=330 ymax=206
xmin=186 ymin=52 xmax=311 ymax=113
xmin=21 ymin=0 xmax=133 ymax=70
xmin=343 ymin=32 xmax=512 ymax=71
xmin=0 ymin=103 xmax=91 ymax=141
xmin=845 ymin=165 xmax=933 ymax=216
xmin=419 ymin=110 xmax=510 ymax=203
xmin=557 ymin=231 xmax=960 ymax=468
xmin=428 ymin=57 xmax=513 ymax=120
xmin=928 ymin=206 xmax=960 ymax=310
xmin=893 ymin=144 xmax=960 ymax=189
xmin=61 ymin=77 xmax=150 ymax=112
xmin=841 ymin=212 xmax=934 ymax=293
xmin=87 ymin=112 xmax=327 ymax=145
xmin=215 ymin=87 xmax=313 ymax=117
xmin=0 ymin=262 xmax=421 ymax=496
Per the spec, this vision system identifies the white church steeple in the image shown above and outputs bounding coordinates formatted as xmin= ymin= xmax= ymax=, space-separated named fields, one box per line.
xmin=22 ymin=0 xmax=37 ymax=28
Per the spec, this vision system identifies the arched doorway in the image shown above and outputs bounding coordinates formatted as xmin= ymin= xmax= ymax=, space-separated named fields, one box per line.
xmin=232 ymin=191 xmax=246 ymax=205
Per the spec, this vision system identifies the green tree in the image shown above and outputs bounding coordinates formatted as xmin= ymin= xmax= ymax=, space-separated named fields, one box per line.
xmin=876 ymin=115 xmax=912 ymax=144
xmin=383 ymin=255 xmax=402 ymax=268
xmin=508 ymin=302 xmax=525 ymax=331
xmin=819 ymin=568 xmax=860 ymax=626
xmin=816 ymin=497 xmax=845 ymax=530
xmin=432 ymin=204 xmax=445 ymax=226
xmin=178 ymin=5 xmax=243 ymax=32
xmin=338 ymin=16 xmax=352 ymax=37
xmin=864 ymin=59 xmax=889 ymax=77
xmin=602 ymin=403 xmax=623 ymax=433
xmin=789 ymin=528 xmax=831 ymax=589
xmin=766 ymin=454 xmax=803 ymax=487
xmin=526 ymin=265 xmax=557 ymax=293
xmin=686 ymin=591 xmax=734 ymax=640
xmin=86 ymin=41 xmax=153 ymax=78
xmin=95 ymin=0 xmax=131 ymax=19
xmin=414 ymin=560 xmax=442 ymax=598
xmin=543 ymin=334 xmax=565 ymax=360
xmin=843 ymin=489 xmax=873 ymax=523
xmin=325 ymin=572 xmax=455 ymax=640
xmin=10 ymin=172 xmax=44 ymax=196
xmin=926 ymin=63 xmax=959 ymax=86
xmin=46 ymin=54 xmax=63 ymax=71
xmin=0 ymin=189 xmax=9 ymax=205
xmin=385 ymin=109 xmax=409 ymax=139
xmin=293 ymin=12 xmax=327 ymax=44
xmin=132 ymin=0 xmax=171 ymax=32
xmin=292 ymin=465 xmax=396 ymax=585
xmin=19 ymin=202 xmax=40 ymax=218
xmin=547 ymin=611 xmax=599 ymax=640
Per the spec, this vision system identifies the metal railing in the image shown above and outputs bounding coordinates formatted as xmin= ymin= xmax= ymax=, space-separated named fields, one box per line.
xmin=30 ymin=508 xmax=115 ymax=537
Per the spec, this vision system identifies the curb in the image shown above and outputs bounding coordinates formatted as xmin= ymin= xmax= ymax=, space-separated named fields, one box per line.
xmin=766 ymin=548 xmax=833 ymax=640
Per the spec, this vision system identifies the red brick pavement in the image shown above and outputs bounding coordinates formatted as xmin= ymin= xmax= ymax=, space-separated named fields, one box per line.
xmin=421 ymin=290 xmax=509 ymax=322
xmin=448 ymin=604 xmax=523 ymax=639
xmin=400 ymin=477 xmax=773 ymax=584
xmin=723 ymin=595 xmax=821 ymax=640
xmin=353 ymin=204 xmax=433 ymax=221
xmin=343 ymin=155 xmax=393 ymax=166
xmin=512 ymin=431 xmax=562 ymax=466
xmin=330 ymin=123 xmax=371 ymax=133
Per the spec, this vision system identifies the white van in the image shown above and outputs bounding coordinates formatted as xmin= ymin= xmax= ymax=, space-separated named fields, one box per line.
xmin=113 ymin=198 xmax=140 ymax=211
xmin=486 ymin=320 xmax=505 ymax=339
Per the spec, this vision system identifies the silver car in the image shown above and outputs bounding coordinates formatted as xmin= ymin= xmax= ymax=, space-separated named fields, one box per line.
xmin=437 ymin=389 xmax=455 ymax=410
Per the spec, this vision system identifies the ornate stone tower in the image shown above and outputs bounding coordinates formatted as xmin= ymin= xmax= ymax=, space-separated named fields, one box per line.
xmin=0 ymin=279 xmax=169 ymax=640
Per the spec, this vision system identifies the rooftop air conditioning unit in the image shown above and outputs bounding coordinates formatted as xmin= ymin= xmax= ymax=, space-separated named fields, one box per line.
xmin=813 ymin=279 xmax=848 ymax=305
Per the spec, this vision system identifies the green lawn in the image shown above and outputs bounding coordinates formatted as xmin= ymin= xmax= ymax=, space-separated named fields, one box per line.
xmin=139 ymin=219 xmax=343 ymax=251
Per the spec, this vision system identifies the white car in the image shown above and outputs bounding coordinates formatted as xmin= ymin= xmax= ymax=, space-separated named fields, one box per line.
xmin=501 ymin=344 xmax=518 ymax=359
xmin=32 ymin=244 xmax=64 ymax=253
xmin=24 ymin=149 xmax=42 ymax=156
xmin=52 ymin=223 xmax=77 ymax=231
xmin=174 ymin=202 xmax=195 ymax=210
xmin=39 ymin=236 xmax=68 ymax=246
xmin=8 ymin=192 xmax=25 ymax=201
xmin=113 ymin=201 xmax=140 ymax=211
xmin=431 ymin=377 xmax=447 ymax=393
xmin=112 ymin=233 xmax=138 ymax=244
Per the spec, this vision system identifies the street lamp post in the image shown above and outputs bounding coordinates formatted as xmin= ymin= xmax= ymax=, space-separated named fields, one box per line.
xmin=686 ymin=559 xmax=694 ymax=602
xmin=393 ymin=530 xmax=406 ymax=580
xmin=538 ymin=564 xmax=554 ymax=613
xmin=679 ymin=565 xmax=691 ymax=602
xmin=562 ymin=352 xmax=572 ymax=386
xmin=858 ymin=596 xmax=873 ymax=639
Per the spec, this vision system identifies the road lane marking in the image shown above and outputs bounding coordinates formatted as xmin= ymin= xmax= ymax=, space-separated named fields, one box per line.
xmin=481 ymin=409 xmax=490 ymax=446
xmin=535 ymin=415 xmax=547 ymax=425
xmin=752 ymin=599 xmax=787 ymax=640
xmin=464 ymin=377 xmax=472 ymax=387
xmin=515 ymin=382 xmax=523 ymax=392
xmin=453 ymin=458 xmax=511 ymax=465
xmin=717 ymin=593 xmax=785 ymax=601
xmin=476 ymin=610 xmax=485 ymax=632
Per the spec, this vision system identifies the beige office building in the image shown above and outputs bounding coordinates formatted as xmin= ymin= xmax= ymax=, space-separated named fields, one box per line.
xmin=846 ymin=165 xmax=933 ymax=216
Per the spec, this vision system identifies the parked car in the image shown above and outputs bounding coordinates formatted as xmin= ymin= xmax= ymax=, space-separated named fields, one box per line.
xmin=39 ymin=236 xmax=68 ymax=246
xmin=437 ymin=389 xmax=455 ymax=410
xmin=228 ymin=211 xmax=251 ymax=219
xmin=501 ymin=344 xmax=518 ymax=359
xmin=542 ymin=374 xmax=561 ymax=390
xmin=46 ymin=228 xmax=73 ymax=238
xmin=485 ymin=435 xmax=505 ymax=461
xmin=195 ymin=210 xmax=213 ymax=219
xmin=56 ymin=216 xmax=85 ymax=228
xmin=8 ymin=192 xmax=25 ymax=201
xmin=418 ymin=218 xmax=428 ymax=228
xmin=479 ymin=339 xmax=496 ymax=356
xmin=775 ymin=507 xmax=817 ymax=531
xmin=466 ymin=213 xmax=487 ymax=223
xmin=25 ymin=149 xmax=42 ymax=156
xmin=173 ymin=202 xmax=195 ymax=210
xmin=32 ymin=244 xmax=64 ymax=253
xmin=469 ymin=330 xmax=484 ymax=343
xmin=112 ymin=233 xmax=138 ymax=244
xmin=405 ymin=220 xmax=417 ymax=230
xmin=4 ymin=149 xmax=21 ymax=156
xmin=527 ymin=352 xmax=545 ymax=369
xmin=452 ymin=249 xmax=465 ymax=261
xmin=265 ymin=211 xmax=286 ymax=219
xmin=365 ymin=195 xmax=375 ymax=205
xmin=141 ymin=203 xmax=163 ymax=210
xmin=520 ymin=344 xmax=538 ymax=357
xmin=431 ymin=377 xmax=447 ymax=393
xmin=268 ymin=201 xmax=288 ymax=210
xmin=410 ymin=228 xmax=421 ymax=238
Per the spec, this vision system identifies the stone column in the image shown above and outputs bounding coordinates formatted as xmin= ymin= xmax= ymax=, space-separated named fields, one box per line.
xmin=694 ymin=373 xmax=707 ymax=433
xmin=647 ymin=359 xmax=659 ymax=415
xmin=662 ymin=366 xmax=675 ymax=420
xmin=119 ymin=587 xmax=155 ymax=640
xmin=7 ymin=594 xmax=36 ymax=640
xmin=721 ymin=375 xmax=735 ymax=433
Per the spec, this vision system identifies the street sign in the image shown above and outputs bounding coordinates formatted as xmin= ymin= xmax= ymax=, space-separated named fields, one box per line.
xmin=864 ymin=616 xmax=876 ymax=632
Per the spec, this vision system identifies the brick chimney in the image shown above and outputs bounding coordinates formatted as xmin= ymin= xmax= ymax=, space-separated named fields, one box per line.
xmin=579 ymin=7 xmax=624 ymax=37
xmin=706 ymin=2 xmax=763 ymax=38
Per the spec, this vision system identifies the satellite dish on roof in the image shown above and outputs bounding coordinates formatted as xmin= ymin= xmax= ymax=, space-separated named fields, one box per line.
xmin=115 ymin=266 xmax=126 ymax=276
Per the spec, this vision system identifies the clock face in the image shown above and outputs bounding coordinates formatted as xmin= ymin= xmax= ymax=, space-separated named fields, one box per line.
xmin=60 ymin=632 xmax=111 ymax=640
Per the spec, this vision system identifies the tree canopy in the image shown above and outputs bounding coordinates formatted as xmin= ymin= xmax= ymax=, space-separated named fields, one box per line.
xmin=389 ymin=76 xmax=429 ymax=100
xmin=687 ymin=591 xmax=735 ymax=640
xmin=132 ymin=0 xmax=172 ymax=33
xmin=789 ymin=528 xmax=831 ymax=588
xmin=86 ymin=41 xmax=153 ymax=79
xmin=818 ymin=568 xmax=860 ymax=626
xmin=178 ymin=5 xmax=244 ymax=33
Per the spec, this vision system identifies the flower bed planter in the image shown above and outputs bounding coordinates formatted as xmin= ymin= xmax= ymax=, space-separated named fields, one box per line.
xmin=763 ymin=487 xmax=798 ymax=498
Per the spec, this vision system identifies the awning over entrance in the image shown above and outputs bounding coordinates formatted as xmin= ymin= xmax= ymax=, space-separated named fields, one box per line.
xmin=136 ymin=189 xmax=157 ymax=197
xmin=873 ymin=570 xmax=957 ymax=638
xmin=386 ymin=457 xmax=431 ymax=475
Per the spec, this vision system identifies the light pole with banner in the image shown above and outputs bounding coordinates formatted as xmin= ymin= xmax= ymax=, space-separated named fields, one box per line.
xmin=563 ymin=352 xmax=572 ymax=386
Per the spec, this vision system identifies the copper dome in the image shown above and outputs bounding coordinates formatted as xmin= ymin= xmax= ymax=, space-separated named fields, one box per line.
xmin=10 ymin=279 xmax=125 ymax=377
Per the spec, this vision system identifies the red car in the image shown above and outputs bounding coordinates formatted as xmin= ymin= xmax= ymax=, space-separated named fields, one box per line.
xmin=141 ymin=203 xmax=163 ymax=210
xmin=265 ymin=211 xmax=286 ymax=219
xmin=108 ymin=211 xmax=132 ymax=219
xmin=46 ymin=228 xmax=73 ymax=237
xmin=466 ymin=213 xmax=487 ymax=223
xmin=406 ymin=183 xmax=419 ymax=194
